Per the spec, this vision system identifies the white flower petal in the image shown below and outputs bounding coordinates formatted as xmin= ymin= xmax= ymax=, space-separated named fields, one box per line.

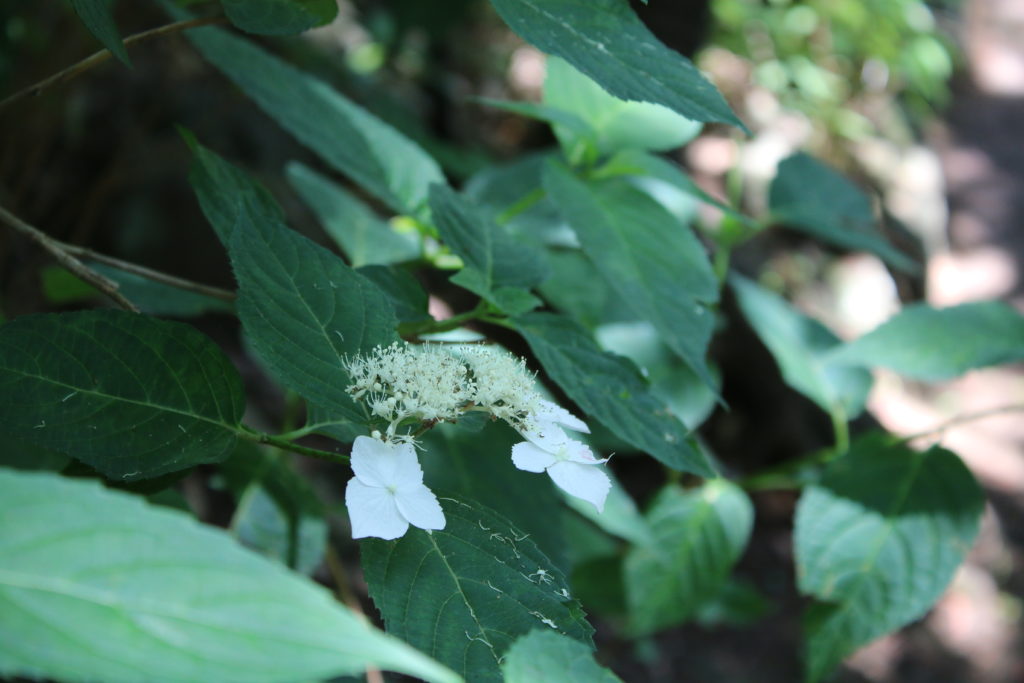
xmin=562 ymin=439 xmax=608 ymax=465
xmin=345 ymin=478 xmax=410 ymax=539
xmin=511 ymin=441 xmax=558 ymax=472
xmin=546 ymin=461 xmax=611 ymax=513
xmin=519 ymin=421 xmax=572 ymax=452
xmin=536 ymin=399 xmax=590 ymax=433
xmin=350 ymin=436 xmax=422 ymax=488
xmin=395 ymin=484 xmax=446 ymax=531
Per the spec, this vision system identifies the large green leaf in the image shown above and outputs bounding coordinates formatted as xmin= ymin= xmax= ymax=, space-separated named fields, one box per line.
xmin=769 ymin=153 xmax=915 ymax=272
xmin=543 ymin=162 xmax=719 ymax=389
xmin=69 ymin=0 xmax=130 ymax=65
xmin=826 ymin=301 xmax=1024 ymax=381
xmin=229 ymin=201 xmax=398 ymax=417
xmin=489 ymin=0 xmax=743 ymax=129
xmin=543 ymin=57 xmax=702 ymax=157
xmin=429 ymin=184 xmax=549 ymax=304
xmin=502 ymin=630 xmax=622 ymax=683
xmin=361 ymin=496 xmax=593 ymax=683
xmin=421 ymin=422 xmax=568 ymax=571
xmin=221 ymin=0 xmax=337 ymax=35
xmin=464 ymin=151 xmax=566 ymax=244
xmin=185 ymin=25 xmax=444 ymax=215
xmin=731 ymin=275 xmax=871 ymax=417
xmin=0 ymin=310 xmax=243 ymax=480
xmin=514 ymin=312 xmax=714 ymax=477
xmin=0 ymin=469 xmax=458 ymax=683
xmin=286 ymin=162 xmax=419 ymax=267
xmin=795 ymin=434 xmax=984 ymax=682
xmin=624 ymin=480 xmax=753 ymax=635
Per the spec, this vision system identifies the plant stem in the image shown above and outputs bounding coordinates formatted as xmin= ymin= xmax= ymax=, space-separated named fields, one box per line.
xmin=0 ymin=203 xmax=235 ymax=306
xmin=398 ymin=300 xmax=489 ymax=338
xmin=238 ymin=426 xmax=350 ymax=464
xmin=901 ymin=403 xmax=1024 ymax=443
xmin=0 ymin=16 xmax=227 ymax=112
xmin=496 ymin=188 xmax=545 ymax=225
xmin=829 ymin=404 xmax=849 ymax=455
xmin=63 ymin=243 xmax=236 ymax=301
xmin=0 ymin=204 xmax=139 ymax=312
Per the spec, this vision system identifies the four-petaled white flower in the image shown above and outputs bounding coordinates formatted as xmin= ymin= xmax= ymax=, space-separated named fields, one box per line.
xmin=513 ymin=400 xmax=610 ymax=512
xmin=345 ymin=436 xmax=445 ymax=540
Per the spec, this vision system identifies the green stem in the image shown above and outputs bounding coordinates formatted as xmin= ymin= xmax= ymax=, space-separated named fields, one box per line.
xmin=830 ymin=404 xmax=849 ymax=456
xmin=238 ymin=426 xmax=349 ymax=464
xmin=496 ymin=188 xmax=545 ymax=225
xmin=398 ymin=300 xmax=489 ymax=338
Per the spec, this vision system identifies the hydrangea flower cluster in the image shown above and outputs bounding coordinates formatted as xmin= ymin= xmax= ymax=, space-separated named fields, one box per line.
xmin=341 ymin=342 xmax=611 ymax=539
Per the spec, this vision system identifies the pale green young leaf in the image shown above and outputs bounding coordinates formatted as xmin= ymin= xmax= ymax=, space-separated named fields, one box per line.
xmin=543 ymin=57 xmax=702 ymax=156
xmin=826 ymin=301 xmax=1024 ymax=380
xmin=69 ymin=0 xmax=130 ymax=65
xmin=0 ymin=469 xmax=459 ymax=683
xmin=361 ymin=496 xmax=593 ymax=682
xmin=221 ymin=0 xmax=337 ymax=35
xmin=543 ymin=162 xmax=719 ymax=390
xmin=0 ymin=310 xmax=243 ymax=480
xmin=514 ymin=312 xmax=714 ymax=477
xmin=795 ymin=434 xmax=984 ymax=682
xmin=624 ymin=480 xmax=754 ymax=634
xmin=502 ymin=630 xmax=622 ymax=683
xmin=489 ymin=0 xmax=744 ymax=129
xmin=229 ymin=201 xmax=399 ymax=417
xmin=185 ymin=25 xmax=444 ymax=215
xmin=770 ymin=153 xmax=916 ymax=272
xmin=731 ymin=275 xmax=871 ymax=417
xmin=286 ymin=162 xmax=420 ymax=267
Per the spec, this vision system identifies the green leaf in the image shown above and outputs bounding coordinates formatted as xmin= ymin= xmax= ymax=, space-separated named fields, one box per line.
xmin=361 ymin=496 xmax=593 ymax=682
xmin=769 ymin=153 xmax=915 ymax=272
xmin=230 ymin=200 xmax=398 ymax=417
xmin=421 ymin=422 xmax=568 ymax=571
xmin=474 ymin=97 xmax=593 ymax=137
xmin=221 ymin=0 xmax=338 ymax=35
xmin=543 ymin=162 xmax=719 ymax=389
xmin=795 ymin=434 xmax=984 ymax=682
xmin=502 ymin=630 xmax=622 ymax=683
xmin=183 ymin=130 xmax=284 ymax=245
xmin=489 ymin=0 xmax=743 ymax=130
xmin=0 ymin=310 xmax=243 ymax=480
xmin=731 ymin=275 xmax=871 ymax=417
xmin=543 ymin=57 xmax=702 ymax=156
xmin=562 ymin=469 xmax=652 ymax=547
xmin=514 ymin=312 xmax=714 ymax=476
xmin=69 ymin=0 xmax=131 ymax=65
xmin=220 ymin=442 xmax=326 ymax=575
xmin=0 ymin=438 xmax=70 ymax=472
xmin=429 ymin=184 xmax=549 ymax=305
xmin=826 ymin=301 xmax=1024 ymax=381
xmin=464 ymin=151 xmax=565 ymax=243
xmin=0 ymin=469 xmax=459 ymax=683
xmin=357 ymin=265 xmax=431 ymax=324
xmin=286 ymin=162 xmax=420 ymax=267
xmin=185 ymin=25 xmax=444 ymax=215
xmin=624 ymin=480 xmax=754 ymax=635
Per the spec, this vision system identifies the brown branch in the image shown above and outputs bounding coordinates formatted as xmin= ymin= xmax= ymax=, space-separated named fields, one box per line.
xmin=64 ymin=245 xmax=236 ymax=302
xmin=0 ymin=15 xmax=227 ymax=112
xmin=0 ymin=204 xmax=139 ymax=312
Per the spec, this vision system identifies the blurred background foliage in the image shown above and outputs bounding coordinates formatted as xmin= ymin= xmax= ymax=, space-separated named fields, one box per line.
xmin=2 ymin=1 xmax=1023 ymax=681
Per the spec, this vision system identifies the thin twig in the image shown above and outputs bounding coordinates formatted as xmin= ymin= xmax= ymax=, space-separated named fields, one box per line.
xmin=238 ymin=426 xmax=350 ymax=464
xmin=902 ymin=403 xmax=1024 ymax=443
xmin=65 ymin=244 xmax=236 ymax=302
xmin=0 ymin=15 xmax=227 ymax=112
xmin=0 ymin=204 xmax=139 ymax=312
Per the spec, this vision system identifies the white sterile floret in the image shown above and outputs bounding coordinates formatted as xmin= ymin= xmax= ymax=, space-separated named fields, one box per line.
xmin=345 ymin=436 xmax=445 ymax=540
xmin=343 ymin=343 xmax=475 ymax=437
xmin=457 ymin=347 xmax=540 ymax=426
xmin=511 ymin=437 xmax=611 ymax=512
